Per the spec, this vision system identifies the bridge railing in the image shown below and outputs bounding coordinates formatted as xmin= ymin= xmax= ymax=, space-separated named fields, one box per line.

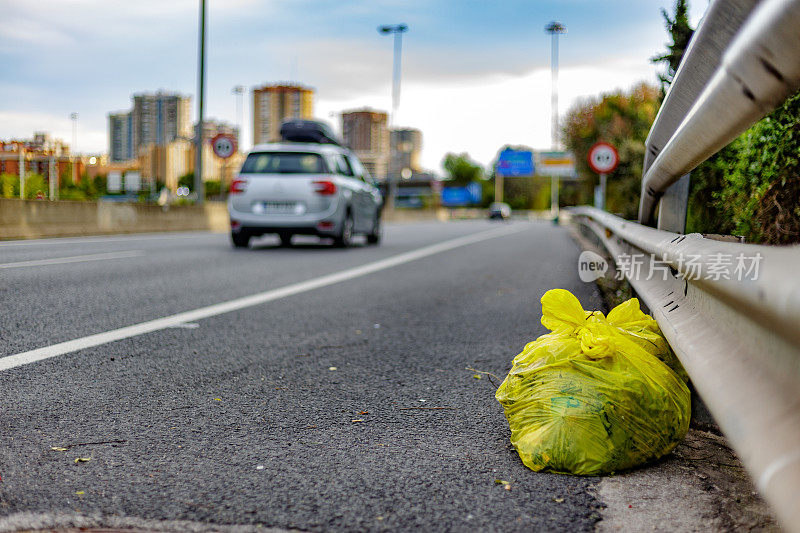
xmin=571 ymin=0 xmax=800 ymax=530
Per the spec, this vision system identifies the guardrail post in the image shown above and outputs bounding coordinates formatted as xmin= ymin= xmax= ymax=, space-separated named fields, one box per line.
xmin=656 ymin=174 xmax=690 ymax=233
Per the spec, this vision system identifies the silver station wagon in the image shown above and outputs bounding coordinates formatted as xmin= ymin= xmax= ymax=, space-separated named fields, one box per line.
xmin=228 ymin=121 xmax=383 ymax=248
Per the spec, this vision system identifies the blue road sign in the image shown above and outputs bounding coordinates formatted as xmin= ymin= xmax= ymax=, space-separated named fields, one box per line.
xmin=496 ymin=149 xmax=534 ymax=177
xmin=441 ymin=183 xmax=482 ymax=206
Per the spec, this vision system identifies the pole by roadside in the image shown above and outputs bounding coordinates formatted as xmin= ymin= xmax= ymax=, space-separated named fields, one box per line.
xmin=18 ymin=147 xmax=25 ymax=199
xmin=194 ymin=0 xmax=206 ymax=204
xmin=494 ymin=173 xmax=503 ymax=204
xmin=599 ymin=172 xmax=607 ymax=210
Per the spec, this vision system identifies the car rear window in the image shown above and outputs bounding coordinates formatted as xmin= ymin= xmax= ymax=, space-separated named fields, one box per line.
xmin=240 ymin=152 xmax=329 ymax=174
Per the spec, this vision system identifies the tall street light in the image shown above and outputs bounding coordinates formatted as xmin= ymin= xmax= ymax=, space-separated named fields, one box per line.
xmin=378 ymin=23 xmax=408 ymax=127
xmin=545 ymin=21 xmax=566 ymax=223
xmin=545 ymin=21 xmax=566 ymax=150
xmin=232 ymin=85 xmax=245 ymax=143
xmin=195 ymin=0 xmax=207 ymax=204
xmin=70 ymin=112 xmax=78 ymax=185
xmin=378 ymin=23 xmax=408 ymax=211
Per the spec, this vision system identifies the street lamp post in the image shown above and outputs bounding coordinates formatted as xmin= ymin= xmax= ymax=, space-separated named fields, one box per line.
xmin=70 ymin=112 xmax=78 ymax=187
xmin=227 ymin=85 xmax=245 ymax=198
xmin=545 ymin=22 xmax=566 ymax=150
xmin=545 ymin=21 xmax=566 ymax=222
xmin=232 ymin=85 xmax=245 ymax=141
xmin=378 ymin=23 xmax=408 ymax=211
xmin=195 ymin=0 xmax=207 ymax=204
xmin=378 ymin=24 xmax=408 ymax=127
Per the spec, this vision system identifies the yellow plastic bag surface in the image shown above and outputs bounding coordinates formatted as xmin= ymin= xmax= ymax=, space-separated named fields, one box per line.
xmin=495 ymin=289 xmax=690 ymax=476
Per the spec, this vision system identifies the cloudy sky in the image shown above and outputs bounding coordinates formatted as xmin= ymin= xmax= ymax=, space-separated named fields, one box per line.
xmin=0 ymin=0 xmax=707 ymax=173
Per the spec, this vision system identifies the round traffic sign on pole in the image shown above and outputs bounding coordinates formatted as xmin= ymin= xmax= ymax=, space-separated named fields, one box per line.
xmin=211 ymin=134 xmax=237 ymax=159
xmin=587 ymin=142 xmax=619 ymax=174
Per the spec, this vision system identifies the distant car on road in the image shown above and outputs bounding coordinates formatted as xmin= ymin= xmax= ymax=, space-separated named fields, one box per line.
xmin=488 ymin=202 xmax=512 ymax=220
xmin=227 ymin=120 xmax=383 ymax=248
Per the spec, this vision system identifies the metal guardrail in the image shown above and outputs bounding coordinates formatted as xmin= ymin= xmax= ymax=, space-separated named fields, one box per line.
xmin=641 ymin=0 xmax=761 ymax=231
xmin=572 ymin=207 xmax=800 ymax=531
xmin=639 ymin=0 xmax=800 ymax=226
xmin=570 ymin=0 xmax=800 ymax=529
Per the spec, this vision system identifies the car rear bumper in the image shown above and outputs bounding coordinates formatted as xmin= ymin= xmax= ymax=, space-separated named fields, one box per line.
xmin=228 ymin=197 xmax=344 ymax=236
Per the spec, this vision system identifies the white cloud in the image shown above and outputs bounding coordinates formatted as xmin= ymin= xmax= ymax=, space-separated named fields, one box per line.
xmin=319 ymin=54 xmax=658 ymax=173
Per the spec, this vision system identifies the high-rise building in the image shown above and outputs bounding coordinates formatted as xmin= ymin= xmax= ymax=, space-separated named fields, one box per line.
xmin=108 ymin=111 xmax=133 ymax=162
xmin=389 ymin=128 xmax=422 ymax=179
xmin=341 ymin=108 xmax=389 ymax=180
xmin=252 ymin=84 xmax=314 ymax=144
xmin=109 ymin=91 xmax=191 ymax=162
xmin=131 ymin=91 xmax=192 ymax=153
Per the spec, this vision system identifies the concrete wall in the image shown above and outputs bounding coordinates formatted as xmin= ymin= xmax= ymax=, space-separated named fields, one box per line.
xmin=0 ymin=200 xmax=520 ymax=240
xmin=0 ymin=199 xmax=229 ymax=240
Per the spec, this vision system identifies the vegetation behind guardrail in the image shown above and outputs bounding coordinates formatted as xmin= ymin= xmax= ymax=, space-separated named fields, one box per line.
xmin=564 ymin=0 xmax=800 ymax=245
xmin=688 ymin=90 xmax=800 ymax=244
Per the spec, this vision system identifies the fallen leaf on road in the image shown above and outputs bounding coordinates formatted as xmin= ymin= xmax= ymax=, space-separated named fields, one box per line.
xmin=51 ymin=447 xmax=68 ymax=452
xmin=554 ymin=498 xmax=564 ymax=503
xmin=74 ymin=457 xmax=92 ymax=463
xmin=329 ymin=367 xmax=337 ymax=371
xmin=504 ymin=484 xmax=512 ymax=491
xmin=75 ymin=491 xmax=85 ymax=495
xmin=359 ymin=411 xmax=369 ymax=415
xmin=214 ymin=398 xmax=222 ymax=401
xmin=256 ymin=465 xmax=265 ymax=470
xmin=473 ymin=374 xmax=482 ymax=379
xmin=351 ymin=419 xmax=364 ymax=423
xmin=494 ymin=479 xmax=509 ymax=485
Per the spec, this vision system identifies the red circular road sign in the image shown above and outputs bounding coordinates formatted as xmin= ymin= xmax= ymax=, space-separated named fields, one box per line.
xmin=211 ymin=133 xmax=237 ymax=159
xmin=587 ymin=142 xmax=619 ymax=174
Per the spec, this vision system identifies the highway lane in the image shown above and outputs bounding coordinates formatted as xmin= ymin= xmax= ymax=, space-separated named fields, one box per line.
xmin=0 ymin=222 xmax=528 ymax=358
xmin=0 ymin=220 xmax=604 ymax=532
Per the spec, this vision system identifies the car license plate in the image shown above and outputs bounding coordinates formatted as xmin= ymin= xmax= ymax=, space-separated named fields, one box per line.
xmin=252 ymin=202 xmax=304 ymax=214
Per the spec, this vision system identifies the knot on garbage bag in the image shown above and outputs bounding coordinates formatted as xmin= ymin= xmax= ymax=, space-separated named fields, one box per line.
xmin=576 ymin=322 xmax=616 ymax=359
xmin=541 ymin=289 xmax=616 ymax=359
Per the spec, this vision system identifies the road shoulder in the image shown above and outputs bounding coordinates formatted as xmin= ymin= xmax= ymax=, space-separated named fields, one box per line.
xmin=594 ymin=429 xmax=779 ymax=532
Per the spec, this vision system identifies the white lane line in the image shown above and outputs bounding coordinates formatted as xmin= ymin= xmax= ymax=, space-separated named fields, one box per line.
xmin=0 ymin=224 xmax=527 ymax=372
xmin=0 ymin=250 xmax=145 ymax=269
xmin=0 ymin=232 xmax=212 ymax=247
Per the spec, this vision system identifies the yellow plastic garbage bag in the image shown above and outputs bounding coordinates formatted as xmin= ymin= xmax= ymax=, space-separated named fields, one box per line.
xmin=605 ymin=297 xmax=688 ymax=383
xmin=495 ymin=289 xmax=690 ymax=476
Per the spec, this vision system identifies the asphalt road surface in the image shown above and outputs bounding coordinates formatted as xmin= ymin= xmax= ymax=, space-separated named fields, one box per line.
xmin=0 ymin=220 xmax=606 ymax=532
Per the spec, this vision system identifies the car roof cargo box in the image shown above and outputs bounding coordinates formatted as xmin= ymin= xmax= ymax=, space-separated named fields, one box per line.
xmin=280 ymin=119 xmax=342 ymax=146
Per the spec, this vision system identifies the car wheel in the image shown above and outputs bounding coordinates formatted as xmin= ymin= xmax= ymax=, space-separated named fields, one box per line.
xmin=279 ymin=233 xmax=293 ymax=247
xmin=334 ymin=212 xmax=353 ymax=248
xmin=231 ymin=232 xmax=250 ymax=248
xmin=366 ymin=215 xmax=382 ymax=245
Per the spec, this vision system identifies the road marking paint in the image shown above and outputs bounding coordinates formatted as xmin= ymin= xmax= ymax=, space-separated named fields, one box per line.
xmin=0 ymin=232 xmax=213 ymax=247
xmin=0 ymin=224 xmax=527 ymax=372
xmin=0 ymin=250 xmax=144 ymax=269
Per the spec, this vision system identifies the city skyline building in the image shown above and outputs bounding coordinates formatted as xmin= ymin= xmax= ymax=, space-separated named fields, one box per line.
xmin=108 ymin=91 xmax=192 ymax=163
xmin=389 ymin=127 xmax=422 ymax=179
xmin=252 ymin=84 xmax=314 ymax=144
xmin=341 ymin=108 xmax=389 ymax=180
xmin=108 ymin=111 xmax=133 ymax=162
xmin=131 ymin=91 xmax=192 ymax=153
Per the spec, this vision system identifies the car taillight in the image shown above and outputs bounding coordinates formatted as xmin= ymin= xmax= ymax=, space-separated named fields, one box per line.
xmin=230 ymin=179 xmax=247 ymax=194
xmin=312 ymin=180 xmax=337 ymax=195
